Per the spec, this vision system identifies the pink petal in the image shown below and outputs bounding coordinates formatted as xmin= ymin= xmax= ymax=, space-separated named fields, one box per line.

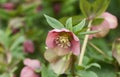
xmin=102 ymin=12 xmax=118 ymax=29
xmin=71 ymin=40 xmax=80 ymax=55
xmin=20 ymin=67 xmax=39 ymax=77
xmin=24 ymin=58 xmax=41 ymax=71
xmin=46 ymin=30 xmax=58 ymax=48
xmin=71 ymin=32 xmax=80 ymax=55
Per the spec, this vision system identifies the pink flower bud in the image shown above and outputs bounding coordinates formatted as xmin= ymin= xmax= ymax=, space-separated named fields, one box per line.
xmin=23 ymin=40 xmax=34 ymax=53
xmin=89 ymin=12 xmax=118 ymax=38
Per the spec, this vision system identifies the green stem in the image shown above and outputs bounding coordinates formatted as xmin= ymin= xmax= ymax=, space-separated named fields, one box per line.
xmin=78 ymin=20 xmax=93 ymax=66
xmin=89 ymin=42 xmax=109 ymax=59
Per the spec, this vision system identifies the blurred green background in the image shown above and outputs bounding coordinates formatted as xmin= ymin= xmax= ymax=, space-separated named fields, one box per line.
xmin=0 ymin=0 xmax=120 ymax=77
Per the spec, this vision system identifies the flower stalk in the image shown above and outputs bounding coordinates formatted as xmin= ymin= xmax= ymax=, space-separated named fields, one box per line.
xmin=78 ymin=20 xmax=93 ymax=65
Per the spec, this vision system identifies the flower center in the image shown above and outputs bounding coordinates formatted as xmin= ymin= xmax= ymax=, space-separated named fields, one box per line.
xmin=55 ymin=35 xmax=71 ymax=48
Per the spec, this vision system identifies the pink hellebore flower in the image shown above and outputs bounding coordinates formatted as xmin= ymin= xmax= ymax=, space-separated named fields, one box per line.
xmin=20 ymin=67 xmax=39 ymax=77
xmin=20 ymin=58 xmax=40 ymax=77
xmin=46 ymin=28 xmax=80 ymax=56
xmin=24 ymin=58 xmax=41 ymax=71
xmin=45 ymin=29 xmax=80 ymax=74
xmin=23 ymin=40 xmax=34 ymax=53
xmin=101 ymin=12 xmax=118 ymax=29
xmin=90 ymin=12 xmax=118 ymax=38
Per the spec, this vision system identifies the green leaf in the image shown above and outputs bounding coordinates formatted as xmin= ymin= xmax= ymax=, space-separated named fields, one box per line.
xmin=80 ymin=0 xmax=110 ymax=18
xmin=82 ymin=56 xmax=90 ymax=65
xmin=0 ymin=9 xmax=11 ymax=19
xmin=44 ymin=14 xmax=64 ymax=29
xmin=11 ymin=46 xmax=25 ymax=59
xmin=0 ymin=0 xmax=7 ymax=3
xmin=59 ymin=15 xmax=85 ymax=25
xmin=0 ymin=73 xmax=10 ymax=77
xmin=73 ymin=19 xmax=86 ymax=33
xmin=65 ymin=17 xmax=72 ymax=31
xmin=22 ymin=4 xmax=39 ymax=15
xmin=86 ymin=38 xmax=113 ymax=62
xmin=80 ymin=0 xmax=92 ymax=18
xmin=76 ymin=65 xmax=86 ymax=70
xmin=90 ymin=63 xmax=116 ymax=77
xmin=10 ymin=36 xmax=25 ymax=51
xmin=79 ymin=30 xmax=100 ymax=35
xmin=0 ymin=30 xmax=10 ymax=48
xmin=77 ymin=70 xmax=98 ymax=77
xmin=41 ymin=64 xmax=58 ymax=77
xmin=93 ymin=0 xmax=110 ymax=17
xmin=92 ymin=18 xmax=104 ymax=25
xmin=85 ymin=63 xmax=101 ymax=69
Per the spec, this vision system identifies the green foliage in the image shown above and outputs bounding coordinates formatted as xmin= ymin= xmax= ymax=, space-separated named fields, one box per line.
xmin=76 ymin=70 xmax=98 ymax=77
xmin=92 ymin=18 xmax=104 ymax=25
xmin=80 ymin=0 xmax=110 ymax=18
xmin=0 ymin=0 xmax=119 ymax=77
xmin=85 ymin=63 xmax=101 ymax=69
xmin=10 ymin=36 xmax=25 ymax=52
xmin=59 ymin=15 xmax=85 ymax=25
xmin=44 ymin=14 xmax=65 ymax=29
xmin=87 ymin=38 xmax=113 ymax=62
xmin=0 ymin=0 xmax=7 ymax=3
xmin=73 ymin=19 xmax=86 ymax=33
xmin=65 ymin=17 xmax=72 ymax=31
xmin=90 ymin=63 xmax=116 ymax=77
xmin=0 ymin=30 xmax=10 ymax=48
xmin=0 ymin=9 xmax=11 ymax=20
xmin=41 ymin=65 xmax=58 ymax=77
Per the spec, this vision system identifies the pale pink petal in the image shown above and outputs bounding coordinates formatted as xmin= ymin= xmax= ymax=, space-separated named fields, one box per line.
xmin=102 ymin=12 xmax=118 ymax=29
xmin=53 ymin=47 xmax=70 ymax=56
xmin=44 ymin=48 xmax=61 ymax=63
xmin=50 ymin=56 xmax=71 ymax=74
xmin=50 ymin=28 xmax=70 ymax=33
xmin=20 ymin=67 xmax=39 ymax=77
xmin=71 ymin=40 xmax=80 ymax=55
xmin=71 ymin=33 xmax=80 ymax=55
xmin=24 ymin=58 xmax=41 ymax=71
